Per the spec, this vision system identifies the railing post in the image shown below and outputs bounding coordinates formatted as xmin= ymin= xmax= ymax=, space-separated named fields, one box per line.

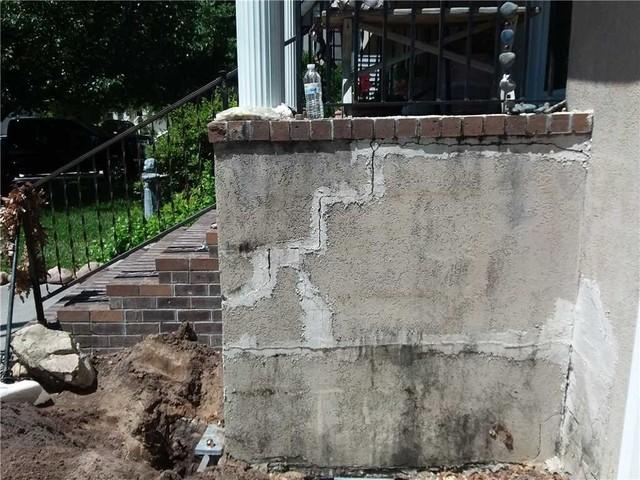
xmin=219 ymin=70 xmax=229 ymax=110
xmin=2 ymin=230 xmax=21 ymax=380
xmin=21 ymin=214 xmax=47 ymax=326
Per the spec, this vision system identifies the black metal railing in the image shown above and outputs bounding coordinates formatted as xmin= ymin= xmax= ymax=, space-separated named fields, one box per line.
xmin=2 ymin=69 xmax=237 ymax=331
xmin=305 ymin=0 xmax=568 ymax=116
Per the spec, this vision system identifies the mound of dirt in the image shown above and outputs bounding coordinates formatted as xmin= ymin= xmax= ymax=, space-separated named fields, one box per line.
xmin=1 ymin=324 xmax=223 ymax=480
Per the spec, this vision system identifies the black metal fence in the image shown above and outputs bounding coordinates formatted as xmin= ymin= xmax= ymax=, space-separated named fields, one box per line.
xmin=305 ymin=0 xmax=569 ymax=116
xmin=2 ymin=70 xmax=237 ymax=328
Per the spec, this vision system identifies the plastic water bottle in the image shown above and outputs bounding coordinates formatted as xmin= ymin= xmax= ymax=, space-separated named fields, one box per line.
xmin=304 ymin=64 xmax=323 ymax=119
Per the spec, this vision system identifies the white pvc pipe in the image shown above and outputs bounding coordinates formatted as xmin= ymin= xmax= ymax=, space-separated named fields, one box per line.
xmin=235 ymin=0 xmax=285 ymax=108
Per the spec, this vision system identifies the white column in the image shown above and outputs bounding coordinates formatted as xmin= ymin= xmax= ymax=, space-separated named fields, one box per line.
xmin=284 ymin=0 xmax=298 ymax=110
xmin=617 ymin=301 xmax=640 ymax=479
xmin=236 ymin=0 xmax=285 ymax=108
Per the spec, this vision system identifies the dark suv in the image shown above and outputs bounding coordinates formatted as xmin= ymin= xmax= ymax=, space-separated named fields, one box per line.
xmin=1 ymin=117 xmax=142 ymax=194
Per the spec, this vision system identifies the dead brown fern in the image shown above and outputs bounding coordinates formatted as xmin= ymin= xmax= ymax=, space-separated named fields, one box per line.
xmin=0 ymin=183 xmax=47 ymax=297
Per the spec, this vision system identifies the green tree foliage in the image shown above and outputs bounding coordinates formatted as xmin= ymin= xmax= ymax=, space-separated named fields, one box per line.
xmin=153 ymin=89 xmax=237 ymax=191
xmin=1 ymin=0 xmax=236 ymax=121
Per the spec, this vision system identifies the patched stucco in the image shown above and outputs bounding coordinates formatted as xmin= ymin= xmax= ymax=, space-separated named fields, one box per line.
xmin=215 ymin=134 xmax=591 ymax=468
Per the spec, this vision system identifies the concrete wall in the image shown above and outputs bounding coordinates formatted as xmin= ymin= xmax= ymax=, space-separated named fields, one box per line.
xmin=216 ymin=134 xmax=591 ymax=468
xmin=563 ymin=3 xmax=640 ymax=479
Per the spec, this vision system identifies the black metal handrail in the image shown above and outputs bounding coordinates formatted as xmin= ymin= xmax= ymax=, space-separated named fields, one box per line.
xmin=33 ymin=69 xmax=237 ymax=188
xmin=3 ymin=68 xmax=238 ymax=340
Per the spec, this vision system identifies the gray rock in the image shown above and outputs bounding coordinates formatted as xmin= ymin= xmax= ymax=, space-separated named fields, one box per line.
xmin=76 ymin=262 xmax=101 ymax=278
xmin=500 ymin=28 xmax=515 ymax=46
xmin=47 ymin=267 xmax=75 ymax=285
xmin=499 ymin=1 xmax=518 ymax=19
xmin=11 ymin=362 xmax=28 ymax=378
xmin=10 ymin=324 xmax=96 ymax=392
xmin=512 ymin=102 xmax=537 ymax=113
xmin=499 ymin=51 xmax=516 ymax=70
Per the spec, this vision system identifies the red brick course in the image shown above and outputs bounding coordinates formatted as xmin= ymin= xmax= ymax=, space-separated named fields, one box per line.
xmin=249 ymin=121 xmax=270 ymax=141
xmin=526 ymin=115 xmax=548 ymax=136
xmin=549 ymin=112 xmax=571 ymax=134
xmin=396 ymin=118 xmax=418 ymax=138
xmin=333 ymin=119 xmax=352 ymax=139
xmin=374 ymin=118 xmax=395 ymax=139
xmin=270 ymin=121 xmax=290 ymax=141
xmin=441 ymin=117 xmax=462 ymax=137
xmin=420 ymin=117 xmax=441 ymax=138
xmin=207 ymin=121 xmax=226 ymax=142
xmin=209 ymin=113 xmax=592 ymax=143
xmin=505 ymin=115 xmax=526 ymax=135
xmin=572 ymin=113 xmax=593 ymax=134
xmin=227 ymin=121 xmax=248 ymax=141
xmin=462 ymin=116 xmax=483 ymax=137
xmin=290 ymin=120 xmax=311 ymax=140
xmin=483 ymin=115 xmax=505 ymax=136
xmin=310 ymin=120 xmax=332 ymax=140
xmin=352 ymin=118 xmax=374 ymax=139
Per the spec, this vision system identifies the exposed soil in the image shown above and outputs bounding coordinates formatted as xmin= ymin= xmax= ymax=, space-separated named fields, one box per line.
xmin=1 ymin=324 xmax=222 ymax=479
xmin=1 ymin=324 xmax=568 ymax=480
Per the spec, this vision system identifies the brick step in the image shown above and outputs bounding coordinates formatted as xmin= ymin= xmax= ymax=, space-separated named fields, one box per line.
xmin=58 ymin=310 xmax=220 ymax=350
xmin=109 ymin=292 xmax=221 ymax=310
xmin=55 ymin=299 xmax=122 ymax=323
xmin=206 ymin=229 xmax=218 ymax=246
xmin=155 ymin=253 xmax=218 ymax=273
xmin=48 ymin=209 xmax=222 ymax=353
xmin=106 ymin=282 xmax=220 ymax=297
xmin=158 ymin=270 xmax=219 ymax=285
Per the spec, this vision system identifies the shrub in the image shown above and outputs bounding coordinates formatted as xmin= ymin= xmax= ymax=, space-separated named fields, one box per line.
xmin=88 ymin=163 xmax=215 ymax=263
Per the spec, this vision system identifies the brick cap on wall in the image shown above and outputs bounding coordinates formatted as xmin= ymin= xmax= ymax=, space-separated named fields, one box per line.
xmin=208 ymin=112 xmax=593 ymax=143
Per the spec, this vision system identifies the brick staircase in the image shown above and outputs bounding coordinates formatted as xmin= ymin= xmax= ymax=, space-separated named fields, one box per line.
xmin=47 ymin=210 xmax=221 ymax=352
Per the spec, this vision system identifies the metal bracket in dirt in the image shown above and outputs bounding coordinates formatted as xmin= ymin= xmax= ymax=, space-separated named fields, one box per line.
xmin=195 ymin=424 xmax=224 ymax=472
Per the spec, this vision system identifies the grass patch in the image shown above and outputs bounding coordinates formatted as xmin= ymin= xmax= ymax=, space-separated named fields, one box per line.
xmin=34 ymin=165 xmax=215 ymax=272
xmin=40 ymin=199 xmax=134 ymax=271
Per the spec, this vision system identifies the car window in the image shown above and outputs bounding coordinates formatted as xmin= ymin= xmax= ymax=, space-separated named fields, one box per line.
xmin=9 ymin=119 xmax=41 ymax=149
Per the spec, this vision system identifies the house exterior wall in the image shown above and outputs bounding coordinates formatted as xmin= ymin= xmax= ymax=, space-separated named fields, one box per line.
xmin=562 ymin=3 xmax=640 ymax=479
xmin=210 ymin=115 xmax=592 ymax=468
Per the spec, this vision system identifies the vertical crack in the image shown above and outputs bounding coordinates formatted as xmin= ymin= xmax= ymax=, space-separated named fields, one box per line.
xmin=558 ymin=341 xmax=575 ymax=453
xmin=369 ymin=140 xmax=380 ymax=195
xmin=267 ymin=248 xmax=271 ymax=280
xmin=317 ymin=196 xmax=323 ymax=249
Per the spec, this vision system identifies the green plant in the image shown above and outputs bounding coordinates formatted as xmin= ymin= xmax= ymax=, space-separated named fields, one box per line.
xmin=153 ymin=91 xmax=237 ymax=189
xmin=87 ymin=164 xmax=215 ymax=263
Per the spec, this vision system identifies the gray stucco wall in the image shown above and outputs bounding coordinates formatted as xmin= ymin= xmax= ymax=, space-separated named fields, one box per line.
xmin=216 ymin=135 xmax=591 ymax=467
xmin=563 ymin=3 xmax=640 ymax=479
